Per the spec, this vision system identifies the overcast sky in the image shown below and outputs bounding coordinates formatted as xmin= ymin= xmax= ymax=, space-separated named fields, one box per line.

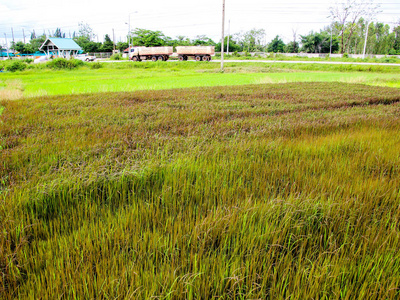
xmin=0 ymin=0 xmax=399 ymax=46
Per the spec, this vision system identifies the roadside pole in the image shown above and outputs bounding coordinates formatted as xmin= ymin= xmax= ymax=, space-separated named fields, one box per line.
xmin=221 ymin=0 xmax=225 ymax=72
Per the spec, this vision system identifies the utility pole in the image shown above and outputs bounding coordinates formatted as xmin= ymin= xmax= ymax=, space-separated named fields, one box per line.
xmin=22 ymin=28 xmax=26 ymax=44
xmin=221 ymin=0 xmax=225 ymax=72
xmin=4 ymin=33 xmax=9 ymax=59
xmin=227 ymin=19 xmax=230 ymax=55
xmin=363 ymin=21 xmax=370 ymax=59
xmin=11 ymin=28 xmax=15 ymax=48
xmin=330 ymin=24 xmax=333 ymax=57
xmin=127 ymin=11 xmax=138 ymax=49
xmin=112 ymin=28 xmax=115 ymax=52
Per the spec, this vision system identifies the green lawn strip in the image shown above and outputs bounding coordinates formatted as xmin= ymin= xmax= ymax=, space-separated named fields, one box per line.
xmin=2 ymin=71 xmax=399 ymax=98
xmin=0 ymin=62 xmax=399 ymax=99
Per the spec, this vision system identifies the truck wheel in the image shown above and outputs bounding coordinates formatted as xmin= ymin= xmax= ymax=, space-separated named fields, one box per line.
xmin=132 ymin=56 xmax=138 ymax=61
xmin=179 ymin=55 xmax=184 ymax=61
xmin=158 ymin=56 xmax=163 ymax=61
xmin=195 ymin=56 xmax=201 ymax=61
xmin=152 ymin=56 xmax=157 ymax=62
xmin=203 ymin=56 xmax=209 ymax=62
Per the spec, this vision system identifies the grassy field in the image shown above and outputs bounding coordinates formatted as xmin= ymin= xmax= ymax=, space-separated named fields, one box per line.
xmin=1 ymin=63 xmax=400 ymax=298
xmin=1 ymin=61 xmax=400 ymax=100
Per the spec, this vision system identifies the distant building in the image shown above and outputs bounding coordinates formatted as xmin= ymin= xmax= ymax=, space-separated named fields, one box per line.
xmin=39 ymin=38 xmax=82 ymax=58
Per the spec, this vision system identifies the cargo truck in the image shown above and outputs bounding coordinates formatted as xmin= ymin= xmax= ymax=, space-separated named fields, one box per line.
xmin=176 ymin=46 xmax=215 ymax=61
xmin=129 ymin=46 xmax=215 ymax=62
xmin=129 ymin=46 xmax=173 ymax=61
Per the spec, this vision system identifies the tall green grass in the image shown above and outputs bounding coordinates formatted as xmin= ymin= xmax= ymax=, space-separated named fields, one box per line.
xmin=1 ymin=83 xmax=400 ymax=298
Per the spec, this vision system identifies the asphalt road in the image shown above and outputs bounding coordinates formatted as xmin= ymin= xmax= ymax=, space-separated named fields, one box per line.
xmin=214 ymin=59 xmax=400 ymax=67
xmin=102 ymin=59 xmax=400 ymax=67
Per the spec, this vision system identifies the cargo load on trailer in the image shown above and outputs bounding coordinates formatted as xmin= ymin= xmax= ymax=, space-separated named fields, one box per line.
xmin=130 ymin=46 xmax=173 ymax=61
xmin=176 ymin=46 xmax=215 ymax=61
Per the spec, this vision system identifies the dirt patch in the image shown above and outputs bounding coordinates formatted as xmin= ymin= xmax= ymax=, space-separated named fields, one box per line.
xmin=0 ymin=79 xmax=25 ymax=100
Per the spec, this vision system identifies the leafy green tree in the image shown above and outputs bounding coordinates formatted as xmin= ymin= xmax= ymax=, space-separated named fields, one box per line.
xmin=286 ymin=41 xmax=300 ymax=53
xmin=394 ymin=23 xmax=400 ymax=53
xmin=52 ymin=28 xmax=65 ymax=38
xmin=29 ymin=35 xmax=46 ymax=52
xmin=116 ymin=42 xmax=129 ymax=52
xmin=329 ymin=0 xmax=380 ymax=54
xmin=192 ymin=35 xmax=215 ymax=46
xmin=215 ymin=36 xmax=242 ymax=52
xmin=175 ymin=36 xmax=192 ymax=46
xmin=300 ymin=31 xmax=338 ymax=53
xmin=100 ymin=34 xmax=114 ymax=52
xmin=129 ymin=28 xmax=167 ymax=47
xmin=73 ymin=23 xmax=100 ymax=52
xmin=11 ymin=41 xmax=25 ymax=53
xmin=267 ymin=36 xmax=286 ymax=53
xmin=243 ymin=28 xmax=266 ymax=52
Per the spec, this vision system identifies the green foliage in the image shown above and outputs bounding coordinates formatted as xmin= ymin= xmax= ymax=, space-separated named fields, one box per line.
xmin=100 ymin=34 xmax=114 ymax=52
xmin=285 ymin=41 xmax=300 ymax=53
xmin=192 ymin=35 xmax=216 ymax=46
xmin=129 ymin=28 xmax=169 ymax=47
xmin=28 ymin=35 xmax=46 ymax=53
xmin=89 ymin=62 xmax=103 ymax=69
xmin=116 ymin=41 xmax=129 ymax=52
xmin=300 ymin=31 xmax=339 ymax=53
xmin=110 ymin=53 xmax=122 ymax=60
xmin=74 ymin=36 xmax=102 ymax=53
xmin=215 ymin=35 xmax=241 ymax=52
xmin=5 ymin=61 xmax=27 ymax=72
xmin=267 ymin=35 xmax=286 ymax=53
xmin=46 ymin=58 xmax=84 ymax=70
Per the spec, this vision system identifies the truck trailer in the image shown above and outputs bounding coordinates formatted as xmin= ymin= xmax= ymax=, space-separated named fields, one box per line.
xmin=176 ymin=46 xmax=215 ymax=61
xmin=129 ymin=46 xmax=215 ymax=62
xmin=130 ymin=46 xmax=173 ymax=61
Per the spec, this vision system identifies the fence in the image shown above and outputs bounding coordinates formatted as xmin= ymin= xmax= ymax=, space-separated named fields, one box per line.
xmin=221 ymin=52 xmax=400 ymax=59
xmin=88 ymin=52 xmax=113 ymax=59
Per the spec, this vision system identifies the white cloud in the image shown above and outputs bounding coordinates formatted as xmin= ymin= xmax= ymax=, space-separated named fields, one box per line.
xmin=0 ymin=0 xmax=398 ymax=46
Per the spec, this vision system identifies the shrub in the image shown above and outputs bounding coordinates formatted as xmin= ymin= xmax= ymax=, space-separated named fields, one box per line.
xmin=343 ymin=53 xmax=349 ymax=58
xmin=5 ymin=61 xmax=27 ymax=72
xmin=110 ymin=53 xmax=122 ymax=60
xmin=90 ymin=62 xmax=103 ymax=69
xmin=23 ymin=58 xmax=34 ymax=64
xmin=47 ymin=58 xmax=84 ymax=70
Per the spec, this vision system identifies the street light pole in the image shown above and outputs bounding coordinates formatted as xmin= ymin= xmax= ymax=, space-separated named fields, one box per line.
xmin=363 ymin=21 xmax=370 ymax=59
xmin=227 ymin=19 xmax=230 ymax=55
xmin=127 ymin=11 xmax=138 ymax=49
xmin=221 ymin=0 xmax=225 ymax=72
xmin=4 ymin=33 xmax=9 ymax=59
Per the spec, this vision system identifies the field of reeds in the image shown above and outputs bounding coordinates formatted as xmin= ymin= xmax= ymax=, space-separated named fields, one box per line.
xmin=1 ymin=80 xmax=400 ymax=299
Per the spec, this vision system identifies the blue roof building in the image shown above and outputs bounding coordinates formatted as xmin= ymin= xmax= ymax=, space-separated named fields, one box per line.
xmin=39 ymin=38 xmax=82 ymax=58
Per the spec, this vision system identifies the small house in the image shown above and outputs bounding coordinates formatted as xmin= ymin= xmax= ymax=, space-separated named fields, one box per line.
xmin=39 ymin=38 xmax=82 ymax=58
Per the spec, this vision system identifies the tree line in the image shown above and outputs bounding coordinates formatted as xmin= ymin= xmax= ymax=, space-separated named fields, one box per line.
xmin=4 ymin=16 xmax=400 ymax=55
